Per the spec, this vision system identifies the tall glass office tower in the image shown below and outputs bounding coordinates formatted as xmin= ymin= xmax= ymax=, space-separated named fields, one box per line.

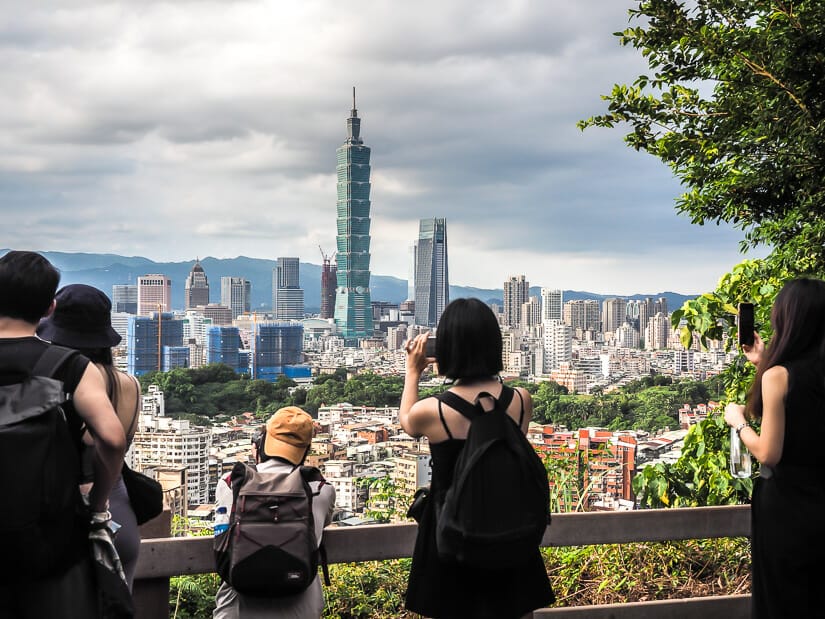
xmin=414 ymin=218 xmax=449 ymax=327
xmin=334 ymin=89 xmax=373 ymax=341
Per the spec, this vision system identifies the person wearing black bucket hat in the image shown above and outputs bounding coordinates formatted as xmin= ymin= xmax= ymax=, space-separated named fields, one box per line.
xmin=38 ymin=284 xmax=143 ymax=592
xmin=0 ymin=251 xmax=126 ymax=618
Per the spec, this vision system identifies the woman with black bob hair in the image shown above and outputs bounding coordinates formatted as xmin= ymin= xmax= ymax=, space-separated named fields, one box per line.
xmin=400 ymin=297 xmax=553 ymax=619
xmin=433 ymin=297 xmax=504 ymax=380
xmin=724 ymin=278 xmax=825 ymax=617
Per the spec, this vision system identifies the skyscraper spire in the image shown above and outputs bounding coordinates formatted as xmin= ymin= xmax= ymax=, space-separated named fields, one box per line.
xmin=347 ymin=86 xmax=362 ymax=144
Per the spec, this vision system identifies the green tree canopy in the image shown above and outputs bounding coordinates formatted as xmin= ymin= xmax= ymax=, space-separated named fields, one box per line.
xmin=580 ymin=0 xmax=825 ymax=273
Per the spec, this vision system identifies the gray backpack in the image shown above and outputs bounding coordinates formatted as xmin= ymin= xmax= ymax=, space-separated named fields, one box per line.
xmin=214 ymin=461 xmax=329 ymax=597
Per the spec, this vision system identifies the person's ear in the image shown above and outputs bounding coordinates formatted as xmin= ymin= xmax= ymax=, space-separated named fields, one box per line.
xmin=44 ymin=299 xmax=56 ymax=319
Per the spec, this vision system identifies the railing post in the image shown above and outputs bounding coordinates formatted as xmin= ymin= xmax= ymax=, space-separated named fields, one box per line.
xmin=133 ymin=509 xmax=172 ymax=619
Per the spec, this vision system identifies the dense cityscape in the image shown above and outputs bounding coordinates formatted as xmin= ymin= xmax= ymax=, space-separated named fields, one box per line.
xmin=75 ymin=97 xmax=730 ymax=527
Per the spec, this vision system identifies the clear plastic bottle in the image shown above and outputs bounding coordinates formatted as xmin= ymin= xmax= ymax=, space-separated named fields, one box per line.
xmin=730 ymin=426 xmax=752 ymax=478
xmin=214 ymin=506 xmax=229 ymax=536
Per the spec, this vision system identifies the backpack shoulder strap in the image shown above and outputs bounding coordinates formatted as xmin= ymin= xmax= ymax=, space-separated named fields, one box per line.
xmin=512 ymin=387 xmax=526 ymax=427
xmin=437 ymin=390 xmax=482 ymax=420
xmin=475 ymin=386 xmax=515 ymax=413
xmin=31 ymin=345 xmax=78 ymax=379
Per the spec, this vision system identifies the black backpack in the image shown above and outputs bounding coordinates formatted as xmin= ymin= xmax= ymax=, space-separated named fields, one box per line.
xmin=434 ymin=386 xmax=551 ymax=568
xmin=0 ymin=346 xmax=85 ymax=580
xmin=214 ymin=461 xmax=330 ymax=597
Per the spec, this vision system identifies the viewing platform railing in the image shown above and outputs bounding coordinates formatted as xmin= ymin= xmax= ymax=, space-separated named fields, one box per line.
xmin=134 ymin=504 xmax=752 ymax=618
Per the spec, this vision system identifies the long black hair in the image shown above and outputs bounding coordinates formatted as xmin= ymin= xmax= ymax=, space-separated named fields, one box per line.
xmin=746 ymin=278 xmax=825 ymax=419
xmin=75 ymin=346 xmax=121 ymax=409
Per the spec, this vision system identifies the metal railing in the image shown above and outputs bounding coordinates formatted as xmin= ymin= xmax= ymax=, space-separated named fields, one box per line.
xmin=134 ymin=505 xmax=752 ymax=618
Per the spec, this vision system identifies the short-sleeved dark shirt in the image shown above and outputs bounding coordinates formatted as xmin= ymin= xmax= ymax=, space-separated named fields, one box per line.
xmin=0 ymin=336 xmax=91 ymax=570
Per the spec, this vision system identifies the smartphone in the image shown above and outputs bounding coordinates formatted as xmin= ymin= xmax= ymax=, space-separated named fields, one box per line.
xmin=737 ymin=303 xmax=755 ymax=346
xmin=425 ymin=336 xmax=437 ymax=359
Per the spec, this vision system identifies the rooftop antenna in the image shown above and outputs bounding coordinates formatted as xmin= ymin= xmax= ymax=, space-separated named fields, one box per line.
xmin=351 ymin=86 xmax=357 ymax=117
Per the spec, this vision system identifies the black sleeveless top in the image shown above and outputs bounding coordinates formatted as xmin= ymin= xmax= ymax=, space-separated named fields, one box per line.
xmin=405 ymin=386 xmax=554 ymax=619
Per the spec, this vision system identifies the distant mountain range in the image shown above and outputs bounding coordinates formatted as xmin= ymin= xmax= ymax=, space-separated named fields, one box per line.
xmin=1 ymin=250 xmax=697 ymax=312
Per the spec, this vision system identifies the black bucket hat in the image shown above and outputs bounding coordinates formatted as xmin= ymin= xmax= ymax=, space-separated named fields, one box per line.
xmin=37 ymin=284 xmax=122 ymax=348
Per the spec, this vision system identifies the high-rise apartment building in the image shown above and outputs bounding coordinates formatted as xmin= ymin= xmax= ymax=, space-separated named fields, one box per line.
xmin=137 ymin=275 xmax=172 ymax=315
xmin=112 ymin=285 xmax=138 ymax=314
xmin=184 ymin=260 xmax=210 ymax=309
xmin=334 ymin=89 xmax=373 ymax=342
xmin=205 ymin=326 xmax=246 ymax=374
xmin=220 ymin=277 xmax=251 ymax=319
xmin=131 ymin=416 xmax=211 ymax=506
xmin=542 ymin=319 xmax=572 ymax=372
xmin=625 ymin=300 xmax=650 ymax=339
xmin=127 ymin=313 xmax=185 ymax=375
xmin=413 ymin=218 xmax=449 ymax=328
xmin=563 ymin=299 xmax=601 ymax=332
xmin=407 ymin=242 xmax=418 ymax=302
xmin=645 ymin=312 xmax=670 ymax=350
xmin=521 ymin=296 xmax=542 ymax=329
xmin=541 ymin=288 xmax=563 ymax=322
xmin=251 ymin=322 xmax=304 ymax=382
xmin=655 ymin=297 xmax=668 ymax=317
xmin=503 ymin=275 xmax=530 ymax=328
xmin=272 ymin=257 xmax=305 ymax=320
xmin=320 ymin=251 xmax=337 ymax=320
xmin=615 ymin=322 xmax=640 ymax=349
xmin=602 ymin=298 xmax=627 ymax=336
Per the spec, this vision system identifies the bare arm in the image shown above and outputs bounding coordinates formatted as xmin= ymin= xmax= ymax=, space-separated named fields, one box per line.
xmin=724 ymin=365 xmax=787 ymax=466
xmin=516 ymin=387 xmax=533 ymax=434
xmin=72 ymin=364 xmax=127 ymax=512
xmin=399 ymin=333 xmax=434 ymax=438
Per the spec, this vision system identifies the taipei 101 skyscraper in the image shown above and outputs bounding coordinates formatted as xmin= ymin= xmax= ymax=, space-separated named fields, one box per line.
xmin=334 ymin=88 xmax=374 ymax=342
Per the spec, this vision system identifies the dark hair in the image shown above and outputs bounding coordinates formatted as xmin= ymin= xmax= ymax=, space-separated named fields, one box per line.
xmin=0 ymin=251 xmax=60 ymax=323
xmin=253 ymin=426 xmax=269 ymax=462
xmin=746 ymin=278 xmax=825 ymax=419
xmin=73 ymin=347 xmax=120 ymax=408
xmin=435 ymin=298 xmax=503 ymax=380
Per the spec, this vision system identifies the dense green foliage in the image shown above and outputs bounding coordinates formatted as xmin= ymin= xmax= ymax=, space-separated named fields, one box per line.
xmin=531 ymin=376 xmax=723 ymax=433
xmin=169 ymin=538 xmax=750 ymax=617
xmin=582 ymin=0 xmax=825 ymax=508
xmin=632 ymin=260 xmax=789 ymax=507
xmin=580 ymin=0 xmax=825 ymax=274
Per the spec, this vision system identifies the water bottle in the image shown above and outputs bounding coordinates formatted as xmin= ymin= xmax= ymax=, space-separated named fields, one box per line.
xmin=730 ymin=426 xmax=752 ymax=478
xmin=214 ymin=506 xmax=229 ymax=536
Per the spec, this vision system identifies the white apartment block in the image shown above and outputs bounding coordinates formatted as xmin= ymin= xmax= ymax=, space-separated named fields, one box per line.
xmin=131 ymin=415 xmax=211 ymax=506
xmin=602 ymin=298 xmax=627 ymax=335
xmin=541 ymin=288 xmax=563 ymax=322
xmin=182 ymin=311 xmax=214 ymax=346
xmin=542 ymin=319 xmax=572 ymax=373
xmin=521 ymin=296 xmax=542 ymax=329
xmin=391 ymin=451 xmax=432 ymax=499
xmin=645 ymin=312 xmax=671 ymax=350
xmin=615 ymin=323 xmax=640 ymax=349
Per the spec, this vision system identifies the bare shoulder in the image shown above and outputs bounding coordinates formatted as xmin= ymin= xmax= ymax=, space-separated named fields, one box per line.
xmin=763 ymin=365 xmax=789 ymax=386
xmin=403 ymin=396 xmax=440 ymax=437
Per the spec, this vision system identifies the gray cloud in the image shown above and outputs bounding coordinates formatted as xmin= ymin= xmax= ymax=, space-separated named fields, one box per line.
xmin=0 ymin=0 xmax=748 ymax=293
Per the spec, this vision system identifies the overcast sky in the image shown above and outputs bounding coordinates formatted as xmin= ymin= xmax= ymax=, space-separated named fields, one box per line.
xmin=0 ymin=1 xmax=759 ymax=294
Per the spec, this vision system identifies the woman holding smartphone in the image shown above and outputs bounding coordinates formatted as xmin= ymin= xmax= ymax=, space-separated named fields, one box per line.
xmin=724 ymin=278 xmax=825 ymax=617
xmin=400 ymin=298 xmax=553 ymax=619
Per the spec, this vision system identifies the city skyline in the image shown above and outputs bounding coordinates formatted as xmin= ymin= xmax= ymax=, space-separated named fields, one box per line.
xmin=0 ymin=2 xmax=764 ymax=295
